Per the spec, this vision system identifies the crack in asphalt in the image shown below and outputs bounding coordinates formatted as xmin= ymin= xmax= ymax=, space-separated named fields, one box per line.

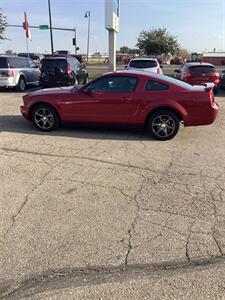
xmin=124 ymin=180 xmax=145 ymax=267
xmin=2 ymin=160 xmax=66 ymax=239
xmin=0 ymin=147 xmax=166 ymax=174
xmin=1 ymin=255 xmax=225 ymax=299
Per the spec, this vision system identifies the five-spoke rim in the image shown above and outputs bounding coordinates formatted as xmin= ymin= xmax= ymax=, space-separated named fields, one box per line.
xmin=34 ymin=108 xmax=54 ymax=130
xmin=152 ymin=115 xmax=176 ymax=138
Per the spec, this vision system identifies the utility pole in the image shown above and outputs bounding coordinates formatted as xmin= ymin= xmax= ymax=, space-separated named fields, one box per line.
xmin=74 ymin=28 xmax=77 ymax=54
xmin=84 ymin=11 xmax=91 ymax=62
xmin=48 ymin=0 xmax=54 ymax=54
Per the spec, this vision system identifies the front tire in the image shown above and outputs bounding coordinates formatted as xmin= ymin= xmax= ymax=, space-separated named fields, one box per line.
xmin=31 ymin=104 xmax=60 ymax=132
xmin=147 ymin=109 xmax=180 ymax=140
xmin=16 ymin=77 xmax=26 ymax=92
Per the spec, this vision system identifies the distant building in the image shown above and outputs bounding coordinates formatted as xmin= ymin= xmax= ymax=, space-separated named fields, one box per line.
xmin=202 ymin=52 xmax=225 ymax=65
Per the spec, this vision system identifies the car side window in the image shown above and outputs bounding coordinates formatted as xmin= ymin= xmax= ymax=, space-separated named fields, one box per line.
xmin=146 ymin=80 xmax=169 ymax=91
xmin=179 ymin=65 xmax=184 ymax=72
xmin=91 ymin=76 xmax=138 ymax=93
xmin=28 ymin=59 xmax=36 ymax=68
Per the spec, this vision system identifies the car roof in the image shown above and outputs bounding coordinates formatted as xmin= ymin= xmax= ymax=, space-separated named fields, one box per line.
xmin=130 ymin=57 xmax=158 ymax=61
xmin=42 ymin=57 xmax=68 ymax=60
xmin=0 ymin=55 xmax=28 ymax=59
xmin=184 ymin=62 xmax=215 ymax=67
xmin=102 ymin=70 xmax=164 ymax=79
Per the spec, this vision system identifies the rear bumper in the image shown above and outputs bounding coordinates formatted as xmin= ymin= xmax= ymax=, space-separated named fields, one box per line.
xmin=0 ymin=77 xmax=17 ymax=87
xmin=185 ymin=102 xmax=219 ymax=127
xmin=20 ymin=105 xmax=30 ymax=120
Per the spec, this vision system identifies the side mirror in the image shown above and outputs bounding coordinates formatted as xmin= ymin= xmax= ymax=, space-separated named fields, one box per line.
xmin=160 ymin=65 xmax=164 ymax=69
xmin=124 ymin=65 xmax=128 ymax=69
xmin=174 ymin=69 xmax=180 ymax=73
xmin=84 ymin=85 xmax=93 ymax=94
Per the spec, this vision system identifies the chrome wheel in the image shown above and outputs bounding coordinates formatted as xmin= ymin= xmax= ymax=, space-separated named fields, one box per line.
xmin=152 ymin=115 xmax=176 ymax=139
xmin=34 ymin=108 xmax=54 ymax=130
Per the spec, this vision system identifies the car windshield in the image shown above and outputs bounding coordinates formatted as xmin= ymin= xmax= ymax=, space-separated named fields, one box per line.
xmin=0 ymin=57 xmax=8 ymax=68
xmin=41 ymin=59 xmax=67 ymax=72
xmin=129 ymin=60 xmax=158 ymax=68
xmin=189 ymin=66 xmax=216 ymax=73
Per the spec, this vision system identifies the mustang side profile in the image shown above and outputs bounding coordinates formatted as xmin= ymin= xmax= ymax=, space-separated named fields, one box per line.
xmin=20 ymin=71 xmax=218 ymax=140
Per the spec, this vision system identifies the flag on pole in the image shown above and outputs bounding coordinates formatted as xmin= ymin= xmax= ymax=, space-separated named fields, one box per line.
xmin=24 ymin=12 xmax=32 ymax=41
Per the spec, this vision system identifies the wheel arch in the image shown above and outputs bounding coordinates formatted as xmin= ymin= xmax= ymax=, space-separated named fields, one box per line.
xmin=29 ymin=102 xmax=61 ymax=123
xmin=144 ymin=106 xmax=184 ymax=128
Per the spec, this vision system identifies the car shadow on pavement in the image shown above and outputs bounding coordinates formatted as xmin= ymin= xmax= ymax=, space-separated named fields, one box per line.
xmin=217 ymin=89 xmax=225 ymax=98
xmin=0 ymin=115 xmax=154 ymax=141
xmin=0 ymin=86 xmax=43 ymax=94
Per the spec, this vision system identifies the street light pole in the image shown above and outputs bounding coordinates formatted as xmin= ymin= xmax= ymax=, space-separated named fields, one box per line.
xmin=84 ymin=11 xmax=90 ymax=62
xmin=48 ymin=0 xmax=54 ymax=54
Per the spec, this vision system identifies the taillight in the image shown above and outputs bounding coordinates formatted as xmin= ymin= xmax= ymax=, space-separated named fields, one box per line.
xmin=157 ymin=67 xmax=160 ymax=74
xmin=210 ymin=90 xmax=215 ymax=105
xmin=214 ymin=72 xmax=220 ymax=84
xmin=67 ymin=67 xmax=73 ymax=74
xmin=182 ymin=72 xmax=191 ymax=81
xmin=7 ymin=70 xmax=14 ymax=77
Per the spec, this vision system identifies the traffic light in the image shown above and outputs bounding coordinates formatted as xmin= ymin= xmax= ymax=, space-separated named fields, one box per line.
xmin=23 ymin=22 xmax=26 ymax=30
xmin=72 ymin=37 xmax=76 ymax=46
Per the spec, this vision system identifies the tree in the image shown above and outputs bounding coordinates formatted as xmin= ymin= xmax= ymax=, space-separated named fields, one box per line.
xmin=119 ymin=45 xmax=140 ymax=55
xmin=177 ymin=48 xmax=190 ymax=60
xmin=136 ymin=28 xmax=179 ymax=56
xmin=0 ymin=9 xmax=7 ymax=41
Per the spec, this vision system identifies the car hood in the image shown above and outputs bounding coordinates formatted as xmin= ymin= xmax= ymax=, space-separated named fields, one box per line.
xmin=30 ymin=86 xmax=78 ymax=96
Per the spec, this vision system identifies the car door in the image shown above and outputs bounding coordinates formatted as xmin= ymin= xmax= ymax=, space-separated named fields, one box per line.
xmin=72 ymin=58 xmax=85 ymax=83
xmin=27 ymin=58 xmax=40 ymax=82
xmin=18 ymin=58 xmax=33 ymax=83
xmin=60 ymin=75 xmax=140 ymax=124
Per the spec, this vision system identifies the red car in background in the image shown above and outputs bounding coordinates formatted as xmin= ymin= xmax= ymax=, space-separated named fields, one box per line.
xmin=174 ymin=62 xmax=220 ymax=94
xmin=20 ymin=71 xmax=218 ymax=140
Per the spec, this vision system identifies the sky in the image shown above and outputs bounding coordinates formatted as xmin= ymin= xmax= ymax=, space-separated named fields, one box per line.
xmin=0 ymin=0 xmax=224 ymax=54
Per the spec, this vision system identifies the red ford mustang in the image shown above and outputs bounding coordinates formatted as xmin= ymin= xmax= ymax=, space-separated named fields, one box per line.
xmin=20 ymin=71 xmax=218 ymax=140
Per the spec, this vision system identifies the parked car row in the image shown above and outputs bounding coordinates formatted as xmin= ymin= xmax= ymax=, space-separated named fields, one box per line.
xmin=0 ymin=55 xmax=89 ymax=91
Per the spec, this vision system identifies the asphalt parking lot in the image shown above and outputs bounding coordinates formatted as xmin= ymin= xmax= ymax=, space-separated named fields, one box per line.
xmin=0 ymin=88 xmax=225 ymax=299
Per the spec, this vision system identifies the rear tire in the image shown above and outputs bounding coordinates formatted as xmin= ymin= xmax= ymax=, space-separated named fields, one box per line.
xmin=147 ymin=109 xmax=180 ymax=140
xmin=31 ymin=104 xmax=60 ymax=132
xmin=16 ymin=77 xmax=26 ymax=92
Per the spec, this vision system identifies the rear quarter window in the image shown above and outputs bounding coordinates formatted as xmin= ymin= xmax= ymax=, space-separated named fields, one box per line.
xmin=0 ymin=58 xmax=8 ymax=68
xmin=8 ymin=57 xmax=29 ymax=68
xmin=129 ymin=60 xmax=158 ymax=68
xmin=146 ymin=80 xmax=169 ymax=91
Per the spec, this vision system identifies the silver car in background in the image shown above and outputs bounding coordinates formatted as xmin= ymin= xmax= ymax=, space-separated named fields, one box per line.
xmin=0 ymin=56 xmax=40 ymax=91
xmin=126 ymin=57 xmax=163 ymax=74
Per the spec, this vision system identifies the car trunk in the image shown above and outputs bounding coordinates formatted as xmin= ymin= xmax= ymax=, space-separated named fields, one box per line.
xmin=188 ymin=65 xmax=219 ymax=85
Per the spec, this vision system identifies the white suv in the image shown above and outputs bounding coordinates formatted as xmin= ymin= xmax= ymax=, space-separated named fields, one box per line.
xmin=126 ymin=58 xmax=163 ymax=74
xmin=0 ymin=56 xmax=40 ymax=91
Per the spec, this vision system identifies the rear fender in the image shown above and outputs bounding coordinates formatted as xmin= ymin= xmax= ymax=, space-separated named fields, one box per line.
xmin=144 ymin=100 xmax=189 ymax=124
